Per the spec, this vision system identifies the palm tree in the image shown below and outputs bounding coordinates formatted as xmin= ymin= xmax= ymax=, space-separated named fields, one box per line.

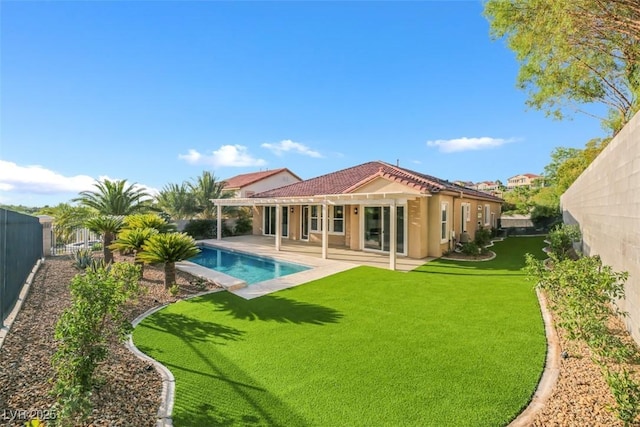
xmin=136 ymin=232 xmax=200 ymax=288
xmin=109 ymin=227 xmax=158 ymax=274
xmin=74 ymin=179 xmax=150 ymax=215
xmin=123 ymin=213 xmax=176 ymax=233
xmin=155 ymin=183 xmax=198 ymax=220
xmin=188 ymin=171 xmax=233 ymax=219
xmin=85 ymin=215 xmax=124 ymax=264
xmin=37 ymin=203 xmax=94 ymax=245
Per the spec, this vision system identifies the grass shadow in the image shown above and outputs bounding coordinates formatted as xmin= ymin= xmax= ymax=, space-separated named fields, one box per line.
xmin=140 ymin=311 xmax=245 ymax=344
xmin=201 ymin=292 xmax=343 ymax=325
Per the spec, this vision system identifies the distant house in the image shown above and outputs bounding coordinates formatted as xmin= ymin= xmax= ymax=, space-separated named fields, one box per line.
xmin=453 ymin=180 xmax=474 ymax=188
xmin=212 ymin=161 xmax=503 ymax=266
xmin=507 ymin=173 xmax=542 ymax=189
xmin=474 ymin=181 xmax=499 ymax=192
xmin=223 ymin=168 xmax=302 ymax=198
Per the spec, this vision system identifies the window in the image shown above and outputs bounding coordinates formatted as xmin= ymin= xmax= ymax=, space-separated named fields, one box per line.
xmin=462 ymin=203 xmax=470 ymax=232
xmin=484 ymin=205 xmax=491 ymax=226
xmin=441 ymin=202 xmax=448 ymax=242
xmin=310 ymin=205 xmax=320 ymax=232
xmin=309 ymin=205 xmax=344 ymax=234
xmin=332 ymin=205 xmax=344 ymax=233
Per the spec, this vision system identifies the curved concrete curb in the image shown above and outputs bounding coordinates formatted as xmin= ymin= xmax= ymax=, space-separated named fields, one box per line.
xmin=508 ymin=287 xmax=561 ymax=426
xmin=125 ymin=288 xmax=224 ymax=427
xmin=127 ymin=304 xmax=175 ymax=427
xmin=0 ymin=258 xmax=44 ymax=351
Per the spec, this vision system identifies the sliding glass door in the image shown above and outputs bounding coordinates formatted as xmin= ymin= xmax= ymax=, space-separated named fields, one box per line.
xmin=363 ymin=206 xmax=405 ymax=253
xmin=263 ymin=206 xmax=289 ymax=237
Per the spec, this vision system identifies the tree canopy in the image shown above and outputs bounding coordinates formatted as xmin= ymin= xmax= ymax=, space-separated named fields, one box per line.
xmin=484 ymin=0 xmax=640 ymax=133
xmin=74 ymin=179 xmax=151 ymax=216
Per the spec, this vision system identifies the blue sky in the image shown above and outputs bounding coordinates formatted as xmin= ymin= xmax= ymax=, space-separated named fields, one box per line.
xmin=1 ymin=1 xmax=607 ymax=207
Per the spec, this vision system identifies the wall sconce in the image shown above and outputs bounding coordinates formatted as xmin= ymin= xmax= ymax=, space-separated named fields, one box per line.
xmin=290 ymin=207 xmax=295 ymax=213
xmin=354 ymin=207 xmax=358 ymax=215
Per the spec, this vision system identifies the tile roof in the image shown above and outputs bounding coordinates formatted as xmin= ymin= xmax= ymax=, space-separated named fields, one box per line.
xmin=223 ymin=168 xmax=301 ymax=189
xmin=254 ymin=161 xmax=503 ymax=202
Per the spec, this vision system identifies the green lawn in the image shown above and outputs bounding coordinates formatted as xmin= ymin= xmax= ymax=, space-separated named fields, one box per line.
xmin=133 ymin=237 xmax=547 ymax=426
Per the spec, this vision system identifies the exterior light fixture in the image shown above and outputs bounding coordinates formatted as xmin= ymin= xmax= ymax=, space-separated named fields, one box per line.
xmin=354 ymin=207 xmax=358 ymax=215
xmin=290 ymin=207 xmax=294 ymax=213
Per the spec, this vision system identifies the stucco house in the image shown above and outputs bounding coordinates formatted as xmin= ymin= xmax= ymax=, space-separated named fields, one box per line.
xmin=223 ymin=168 xmax=302 ymax=198
xmin=506 ymin=173 xmax=542 ymax=189
xmin=211 ymin=161 xmax=503 ymax=268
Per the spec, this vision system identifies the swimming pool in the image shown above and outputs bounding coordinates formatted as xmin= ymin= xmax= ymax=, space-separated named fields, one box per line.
xmin=188 ymin=246 xmax=310 ymax=285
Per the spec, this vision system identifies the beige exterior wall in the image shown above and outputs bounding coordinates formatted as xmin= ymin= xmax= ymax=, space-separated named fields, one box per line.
xmin=561 ymin=111 xmax=640 ymax=345
xmin=407 ymin=197 xmax=428 ymax=258
xmin=246 ymin=177 xmax=501 ymax=260
xmin=236 ymin=171 xmax=301 ymax=197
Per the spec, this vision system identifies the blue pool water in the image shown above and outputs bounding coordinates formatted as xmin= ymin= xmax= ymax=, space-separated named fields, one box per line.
xmin=189 ymin=246 xmax=310 ymax=285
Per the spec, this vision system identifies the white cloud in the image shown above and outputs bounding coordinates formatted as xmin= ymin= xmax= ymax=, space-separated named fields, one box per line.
xmin=261 ymin=140 xmax=323 ymax=158
xmin=178 ymin=145 xmax=266 ymax=167
xmin=0 ymin=161 xmax=159 ymax=202
xmin=0 ymin=160 xmax=97 ymax=194
xmin=426 ymin=137 xmax=514 ymax=153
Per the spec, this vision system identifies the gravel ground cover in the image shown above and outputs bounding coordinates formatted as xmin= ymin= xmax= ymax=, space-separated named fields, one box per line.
xmin=0 ymin=255 xmax=219 ymax=426
xmin=1 ymin=253 xmax=639 ymax=426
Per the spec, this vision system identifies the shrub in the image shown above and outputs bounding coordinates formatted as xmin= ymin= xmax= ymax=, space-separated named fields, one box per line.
xmin=184 ymin=219 xmax=214 ymax=239
xmin=474 ymin=227 xmax=492 ymax=247
xmin=461 ymin=242 xmax=481 ymax=256
xmin=531 ymin=204 xmax=561 ymax=230
xmin=547 ymin=223 xmax=581 ymax=260
xmin=169 ymin=283 xmax=180 ymax=296
xmin=52 ymin=263 xmax=141 ymax=424
xmin=525 ymin=253 xmax=640 ymax=425
xmin=234 ymin=216 xmax=253 ymax=235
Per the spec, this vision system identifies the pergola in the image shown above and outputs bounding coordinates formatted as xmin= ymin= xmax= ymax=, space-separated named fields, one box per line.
xmin=210 ymin=191 xmax=430 ymax=270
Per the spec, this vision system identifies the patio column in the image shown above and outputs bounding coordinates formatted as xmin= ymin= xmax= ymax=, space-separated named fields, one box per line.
xmin=216 ymin=204 xmax=222 ymax=240
xmin=389 ymin=200 xmax=397 ymax=271
xmin=322 ymin=202 xmax=328 ymax=259
xmin=275 ymin=204 xmax=282 ymax=252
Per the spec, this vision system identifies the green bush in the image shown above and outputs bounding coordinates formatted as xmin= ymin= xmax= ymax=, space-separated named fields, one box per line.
xmin=525 ymin=253 xmax=639 ymax=425
xmin=461 ymin=242 xmax=481 ymax=256
xmin=52 ymin=263 xmax=141 ymax=424
xmin=547 ymin=223 xmax=581 ymax=260
xmin=531 ymin=204 xmax=561 ymax=229
xmin=183 ymin=219 xmax=233 ymax=239
xmin=234 ymin=216 xmax=253 ymax=235
xmin=474 ymin=227 xmax=492 ymax=247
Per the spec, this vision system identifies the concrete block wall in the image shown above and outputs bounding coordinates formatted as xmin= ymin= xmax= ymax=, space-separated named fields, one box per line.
xmin=561 ymin=111 xmax=640 ymax=345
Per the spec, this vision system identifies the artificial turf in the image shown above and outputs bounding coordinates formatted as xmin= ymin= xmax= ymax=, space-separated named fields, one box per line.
xmin=132 ymin=236 xmax=547 ymax=426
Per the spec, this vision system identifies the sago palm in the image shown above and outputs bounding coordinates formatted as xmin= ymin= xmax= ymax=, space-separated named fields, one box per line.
xmin=74 ymin=179 xmax=150 ymax=215
xmin=109 ymin=227 xmax=158 ymax=274
xmin=123 ymin=213 xmax=176 ymax=233
xmin=136 ymin=232 xmax=200 ymax=288
xmin=85 ymin=215 xmax=124 ymax=264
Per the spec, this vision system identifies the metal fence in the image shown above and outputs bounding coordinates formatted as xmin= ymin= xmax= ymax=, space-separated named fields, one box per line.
xmin=0 ymin=208 xmax=43 ymax=324
xmin=49 ymin=225 xmax=101 ymax=256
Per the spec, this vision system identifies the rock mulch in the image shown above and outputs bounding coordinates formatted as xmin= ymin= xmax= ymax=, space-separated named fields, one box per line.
xmin=0 ymin=255 xmax=219 ymax=426
xmin=1 ymin=254 xmax=639 ymax=426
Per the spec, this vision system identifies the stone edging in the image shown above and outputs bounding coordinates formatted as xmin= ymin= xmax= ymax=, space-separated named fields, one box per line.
xmin=508 ymin=287 xmax=561 ymax=426
xmin=125 ymin=288 xmax=224 ymax=427
xmin=0 ymin=258 xmax=44 ymax=351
